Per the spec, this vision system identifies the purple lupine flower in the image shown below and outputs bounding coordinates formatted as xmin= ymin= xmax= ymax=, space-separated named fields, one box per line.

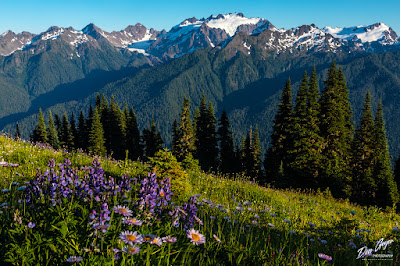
xmin=28 ymin=222 xmax=36 ymax=228
xmin=318 ymin=253 xmax=332 ymax=261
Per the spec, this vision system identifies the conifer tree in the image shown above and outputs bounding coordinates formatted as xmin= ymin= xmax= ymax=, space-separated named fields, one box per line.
xmin=47 ymin=111 xmax=60 ymax=150
xmin=60 ymin=112 xmax=74 ymax=150
xmin=290 ymin=70 xmax=324 ymax=188
xmin=264 ymin=78 xmax=293 ymax=186
xmin=351 ymin=92 xmax=377 ymax=205
xmin=70 ymin=113 xmax=77 ymax=149
xmin=195 ymin=95 xmax=218 ymax=171
xmin=171 ymin=119 xmax=180 ymax=158
xmin=125 ymin=108 xmax=142 ymax=160
xmin=373 ymin=100 xmax=399 ymax=208
xmin=142 ymin=119 xmax=163 ymax=159
xmin=104 ymin=96 xmax=126 ymax=159
xmin=250 ymin=126 xmax=262 ymax=179
xmin=242 ymin=132 xmax=252 ymax=176
xmin=87 ymin=105 xmax=94 ymax=134
xmin=77 ymin=110 xmax=87 ymax=150
xmin=88 ymin=107 xmax=106 ymax=156
xmin=54 ymin=114 xmax=62 ymax=137
xmin=31 ymin=108 xmax=48 ymax=143
xmin=319 ymin=63 xmax=353 ymax=198
xmin=175 ymin=97 xmax=196 ymax=161
xmin=14 ymin=123 xmax=21 ymax=139
xmin=217 ymin=110 xmax=236 ymax=173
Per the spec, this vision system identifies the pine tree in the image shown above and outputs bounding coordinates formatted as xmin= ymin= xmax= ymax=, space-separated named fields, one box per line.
xmin=88 ymin=107 xmax=106 ymax=156
xmin=351 ymin=92 xmax=377 ymax=205
xmin=60 ymin=113 xmax=74 ymax=150
xmin=319 ymin=63 xmax=353 ymax=198
xmin=242 ymin=131 xmax=252 ymax=176
xmin=47 ymin=111 xmax=60 ymax=150
xmin=175 ymin=97 xmax=196 ymax=161
xmin=125 ymin=108 xmax=142 ymax=160
xmin=217 ymin=110 xmax=236 ymax=173
xmin=142 ymin=119 xmax=163 ymax=159
xmin=264 ymin=78 xmax=293 ymax=187
xmin=87 ymin=105 xmax=94 ymax=135
xmin=373 ymin=100 xmax=399 ymax=208
xmin=31 ymin=108 xmax=48 ymax=143
xmin=14 ymin=123 xmax=21 ymax=139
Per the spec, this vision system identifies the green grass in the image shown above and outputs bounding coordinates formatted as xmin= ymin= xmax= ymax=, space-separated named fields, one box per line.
xmin=0 ymin=134 xmax=399 ymax=265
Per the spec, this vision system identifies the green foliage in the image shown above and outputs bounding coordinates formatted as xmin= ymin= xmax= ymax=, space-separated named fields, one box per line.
xmin=174 ymin=97 xmax=196 ymax=161
xmin=125 ymin=108 xmax=142 ymax=161
xmin=47 ymin=111 xmax=60 ymax=150
xmin=264 ymin=78 xmax=294 ymax=186
xmin=88 ymin=107 xmax=106 ymax=156
xmin=195 ymin=94 xmax=218 ymax=172
xmin=148 ymin=149 xmax=192 ymax=197
xmin=31 ymin=108 xmax=48 ymax=144
xmin=142 ymin=119 xmax=163 ymax=159
xmin=319 ymin=63 xmax=353 ymax=198
xmin=217 ymin=110 xmax=236 ymax=174
xmin=373 ymin=100 xmax=399 ymax=208
xmin=59 ymin=112 xmax=74 ymax=150
xmin=351 ymin=92 xmax=377 ymax=205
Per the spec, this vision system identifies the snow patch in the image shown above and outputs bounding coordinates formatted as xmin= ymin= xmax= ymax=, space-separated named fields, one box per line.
xmin=206 ymin=13 xmax=262 ymax=36
xmin=324 ymin=23 xmax=390 ymax=43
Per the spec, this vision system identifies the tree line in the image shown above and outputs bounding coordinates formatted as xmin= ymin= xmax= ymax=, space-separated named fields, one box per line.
xmin=265 ymin=63 xmax=399 ymax=208
xmin=28 ymin=62 xmax=400 ymax=209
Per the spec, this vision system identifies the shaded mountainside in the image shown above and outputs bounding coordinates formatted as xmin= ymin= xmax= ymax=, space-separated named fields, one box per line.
xmin=1 ymin=13 xmax=400 ymax=160
xmin=3 ymin=41 xmax=400 ymax=159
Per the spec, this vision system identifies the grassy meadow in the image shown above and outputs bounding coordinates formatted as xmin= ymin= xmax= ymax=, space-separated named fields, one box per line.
xmin=0 ymin=134 xmax=399 ymax=265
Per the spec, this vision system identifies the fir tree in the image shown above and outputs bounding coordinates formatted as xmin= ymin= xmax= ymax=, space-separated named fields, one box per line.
xmin=250 ymin=126 xmax=262 ymax=179
xmin=175 ymin=97 xmax=196 ymax=161
xmin=290 ymin=70 xmax=324 ymax=189
xmin=104 ymin=96 xmax=126 ymax=159
xmin=14 ymin=123 xmax=21 ymax=139
xmin=351 ymin=92 xmax=377 ymax=205
xmin=195 ymin=95 xmax=218 ymax=171
xmin=47 ymin=111 xmax=60 ymax=150
xmin=54 ymin=114 xmax=62 ymax=137
xmin=319 ymin=63 xmax=353 ymax=198
xmin=88 ymin=107 xmax=106 ymax=156
xmin=125 ymin=108 xmax=142 ymax=160
xmin=77 ymin=110 xmax=87 ymax=150
xmin=171 ymin=119 xmax=180 ymax=158
xmin=70 ymin=113 xmax=77 ymax=149
xmin=31 ymin=108 xmax=48 ymax=143
xmin=217 ymin=110 xmax=236 ymax=173
xmin=264 ymin=78 xmax=293 ymax=187
xmin=60 ymin=113 xmax=74 ymax=150
xmin=373 ymin=99 xmax=399 ymax=208
xmin=142 ymin=119 xmax=163 ymax=159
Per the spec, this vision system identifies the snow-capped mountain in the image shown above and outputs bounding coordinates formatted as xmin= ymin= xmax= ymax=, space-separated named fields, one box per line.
xmin=0 ymin=13 xmax=399 ymax=59
xmin=0 ymin=31 xmax=35 ymax=56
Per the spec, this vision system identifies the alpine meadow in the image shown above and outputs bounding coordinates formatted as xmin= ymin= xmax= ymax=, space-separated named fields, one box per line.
xmin=2 ymin=8 xmax=400 ymax=265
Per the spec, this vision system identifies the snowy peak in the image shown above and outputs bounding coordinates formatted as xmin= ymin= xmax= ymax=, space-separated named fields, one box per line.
xmin=0 ymin=30 xmax=35 ymax=56
xmin=323 ymin=23 xmax=398 ymax=44
xmin=205 ymin=13 xmax=268 ymax=36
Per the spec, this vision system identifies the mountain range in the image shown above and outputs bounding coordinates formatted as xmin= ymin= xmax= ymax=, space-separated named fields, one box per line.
xmin=1 ymin=13 xmax=400 ymax=159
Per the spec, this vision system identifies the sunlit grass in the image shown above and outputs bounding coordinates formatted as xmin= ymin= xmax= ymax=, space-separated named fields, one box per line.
xmin=0 ymin=134 xmax=399 ymax=265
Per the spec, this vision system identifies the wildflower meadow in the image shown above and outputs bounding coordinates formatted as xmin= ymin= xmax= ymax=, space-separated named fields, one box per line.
xmin=0 ymin=134 xmax=399 ymax=265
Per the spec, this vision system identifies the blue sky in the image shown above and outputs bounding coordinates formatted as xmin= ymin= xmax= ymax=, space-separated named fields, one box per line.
xmin=1 ymin=0 xmax=399 ymax=34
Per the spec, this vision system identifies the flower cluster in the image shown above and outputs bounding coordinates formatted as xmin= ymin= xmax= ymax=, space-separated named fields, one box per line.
xmin=25 ymin=159 xmax=133 ymax=206
xmin=138 ymin=173 xmax=172 ymax=214
xmin=169 ymin=196 xmax=198 ymax=230
xmin=90 ymin=203 xmax=112 ymax=234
